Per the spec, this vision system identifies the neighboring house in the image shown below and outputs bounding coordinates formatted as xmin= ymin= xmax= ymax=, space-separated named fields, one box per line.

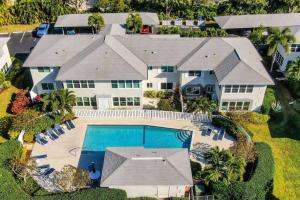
xmin=23 ymin=34 xmax=273 ymax=112
xmin=214 ymin=13 xmax=300 ymax=71
xmin=0 ymin=37 xmax=12 ymax=74
xmin=54 ymin=13 xmax=159 ymax=34
xmin=100 ymin=147 xmax=193 ymax=198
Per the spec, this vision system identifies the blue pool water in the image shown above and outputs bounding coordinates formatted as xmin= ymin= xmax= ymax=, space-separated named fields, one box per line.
xmin=78 ymin=125 xmax=191 ymax=170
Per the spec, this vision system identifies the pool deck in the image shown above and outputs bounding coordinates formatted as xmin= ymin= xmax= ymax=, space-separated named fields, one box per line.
xmin=31 ymin=117 xmax=235 ymax=171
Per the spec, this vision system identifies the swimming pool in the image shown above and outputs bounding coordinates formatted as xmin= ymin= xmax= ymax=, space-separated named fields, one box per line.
xmin=78 ymin=125 xmax=192 ymax=170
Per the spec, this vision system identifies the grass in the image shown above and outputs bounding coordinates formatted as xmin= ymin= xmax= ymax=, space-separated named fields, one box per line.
xmin=0 ymin=24 xmax=38 ymax=33
xmin=0 ymin=86 xmax=19 ymax=118
xmin=239 ymin=82 xmax=300 ymax=200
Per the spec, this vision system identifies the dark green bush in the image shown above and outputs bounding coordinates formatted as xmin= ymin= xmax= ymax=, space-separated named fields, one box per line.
xmin=212 ymin=117 xmax=242 ymax=139
xmin=6 ymin=57 xmax=23 ymax=82
xmin=261 ymin=87 xmax=276 ymax=115
xmin=213 ymin=143 xmax=274 ymax=200
xmin=0 ymin=116 xmax=13 ymax=138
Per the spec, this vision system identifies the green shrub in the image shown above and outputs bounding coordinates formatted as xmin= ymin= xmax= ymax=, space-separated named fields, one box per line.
xmin=2 ymin=80 xmax=11 ymax=88
xmin=6 ymin=57 xmax=23 ymax=82
xmin=212 ymin=117 xmax=242 ymax=138
xmin=143 ymin=90 xmax=172 ymax=99
xmin=144 ymin=90 xmax=157 ymax=98
xmin=8 ymin=130 xmax=20 ymax=139
xmin=157 ymin=99 xmax=175 ymax=111
xmin=0 ymin=136 xmax=7 ymax=144
xmin=261 ymin=87 xmax=276 ymax=115
xmin=0 ymin=116 xmax=13 ymax=137
xmin=190 ymin=160 xmax=202 ymax=179
xmin=213 ymin=143 xmax=274 ymax=200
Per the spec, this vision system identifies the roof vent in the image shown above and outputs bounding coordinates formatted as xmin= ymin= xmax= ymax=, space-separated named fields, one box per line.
xmin=205 ymin=55 xmax=209 ymax=58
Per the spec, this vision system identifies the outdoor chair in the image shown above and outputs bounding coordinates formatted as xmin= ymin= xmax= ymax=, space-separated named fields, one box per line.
xmin=54 ymin=124 xmax=65 ymax=135
xmin=66 ymin=120 xmax=75 ymax=129
xmin=46 ymin=129 xmax=59 ymax=140
xmin=35 ymin=133 xmax=48 ymax=145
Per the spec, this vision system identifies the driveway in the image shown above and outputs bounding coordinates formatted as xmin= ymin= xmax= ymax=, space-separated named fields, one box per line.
xmin=0 ymin=31 xmax=40 ymax=61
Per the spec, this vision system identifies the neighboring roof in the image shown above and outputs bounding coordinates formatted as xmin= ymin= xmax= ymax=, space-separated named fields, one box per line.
xmin=0 ymin=37 xmax=9 ymax=56
xmin=100 ymin=147 xmax=193 ymax=186
xmin=214 ymin=13 xmax=300 ymax=29
xmin=24 ymin=35 xmax=273 ymax=84
xmin=54 ymin=12 xmax=159 ymax=27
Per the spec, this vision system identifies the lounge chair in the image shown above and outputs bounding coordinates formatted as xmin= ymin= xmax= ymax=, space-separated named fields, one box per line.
xmin=35 ymin=133 xmax=48 ymax=145
xmin=206 ymin=128 xmax=212 ymax=136
xmin=54 ymin=124 xmax=65 ymax=135
xmin=43 ymin=168 xmax=55 ymax=176
xmin=66 ymin=120 xmax=75 ymax=129
xmin=31 ymin=154 xmax=47 ymax=159
xmin=36 ymin=164 xmax=50 ymax=169
xmin=218 ymin=129 xmax=225 ymax=140
xmin=46 ymin=129 xmax=59 ymax=140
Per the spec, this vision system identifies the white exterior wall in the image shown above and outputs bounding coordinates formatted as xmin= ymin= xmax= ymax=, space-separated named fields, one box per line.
xmin=30 ymin=67 xmax=60 ymax=94
xmin=143 ymin=66 xmax=178 ymax=90
xmin=180 ymin=70 xmax=216 ymax=87
xmin=219 ymin=85 xmax=267 ymax=111
xmin=277 ymin=43 xmax=300 ymax=71
xmin=108 ymin=185 xmax=188 ymax=198
xmin=0 ymin=43 xmax=12 ymax=73
xmin=62 ymin=80 xmax=143 ymax=109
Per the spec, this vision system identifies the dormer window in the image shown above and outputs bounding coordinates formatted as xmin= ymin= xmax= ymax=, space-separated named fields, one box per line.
xmin=188 ymin=71 xmax=201 ymax=77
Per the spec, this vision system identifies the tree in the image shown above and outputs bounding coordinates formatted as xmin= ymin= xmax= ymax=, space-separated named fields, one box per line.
xmin=42 ymin=89 xmax=76 ymax=116
xmin=126 ymin=13 xmax=143 ymax=33
xmin=203 ymin=147 xmax=246 ymax=186
xmin=266 ymin=27 xmax=296 ymax=72
xmin=54 ymin=165 xmax=90 ymax=192
xmin=88 ymin=13 xmax=104 ymax=34
xmin=12 ymin=0 xmax=40 ymax=24
xmin=66 ymin=0 xmax=87 ymax=13
xmin=157 ymin=99 xmax=175 ymax=111
xmin=286 ymin=57 xmax=300 ymax=81
xmin=187 ymin=96 xmax=217 ymax=114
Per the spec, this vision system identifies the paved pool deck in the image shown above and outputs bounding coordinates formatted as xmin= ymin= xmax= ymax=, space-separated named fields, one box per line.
xmin=31 ymin=117 xmax=235 ymax=171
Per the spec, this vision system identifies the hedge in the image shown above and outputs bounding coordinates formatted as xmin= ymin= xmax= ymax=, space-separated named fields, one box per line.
xmin=212 ymin=117 xmax=243 ymax=139
xmin=213 ymin=142 xmax=274 ymax=200
xmin=261 ymin=87 xmax=276 ymax=115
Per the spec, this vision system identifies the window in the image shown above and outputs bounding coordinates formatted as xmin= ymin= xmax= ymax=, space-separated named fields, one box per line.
xmin=246 ymin=85 xmax=253 ymax=93
xmin=290 ymin=44 xmax=300 ymax=52
xmin=66 ymin=80 xmax=95 ymax=88
xmin=147 ymin=83 xmax=153 ymax=88
xmin=221 ymin=101 xmax=251 ymax=111
xmin=112 ymin=97 xmax=141 ymax=106
xmin=41 ymin=83 xmax=54 ymax=90
xmin=88 ymin=80 xmax=95 ymax=88
xmin=76 ymin=97 xmax=97 ymax=107
xmin=148 ymin=66 xmax=153 ymax=70
xmin=38 ymin=67 xmax=50 ymax=73
xmin=111 ymin=80 xmax=140 ymax=88
xmin=161 ymin=82 xmax=173 ymax=90
xmin=275 ymin=51 xmax=284 ymax=66
xmin=73 ymin=80 xmax=80 ymax=88
xmin=80 ymin=80 xmax=88 ymax=88
xmin=206 ymin=85 xmax=214 ymax=93
xmin=186 ymin=86 xmax=200 ymax=95
xmin=224 ymin=85 xmax=254 ymax=93
xmin=76 ymin=97 xmax=83 ymax=106
xmin=232 ymin=85 xmax=239 ymax=93
xmin=225 ymin=85 xmax=231 ymax=93
xmin=161 ymin=66 xmax=174 ymax=72
xmin=1 ymin=63 xmax=9 ymax=73
xmin=209 ymin=70 xmax=214 ymax=75
xmin=188 ymin=71 xmax=201 ymax=77
xmin=113 ymin=97 xmax=119 ymax=106
xmin=239 ymin=85 xmax=246 ymax=93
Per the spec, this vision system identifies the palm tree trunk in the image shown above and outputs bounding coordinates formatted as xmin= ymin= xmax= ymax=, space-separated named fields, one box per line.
xmin=270 ymin=52 xmax=277 ymax=72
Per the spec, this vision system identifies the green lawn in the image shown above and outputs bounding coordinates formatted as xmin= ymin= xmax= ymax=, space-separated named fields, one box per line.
xmin=0 ymin=86 xmax=19 ymax=118
xmin=241 ymin=82 xmax=300 ymax=200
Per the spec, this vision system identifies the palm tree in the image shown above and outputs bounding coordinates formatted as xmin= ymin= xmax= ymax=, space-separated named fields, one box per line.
xmin=42 ymin=89 xmax=76 ymax=115
xmin=266 ymin=27 xmax=296 ymax=72
xmin=88 ymin=13 xmax=105 ymax=34
xmin=56 ymin=89 xmax=76 ymax=116
xmin=188 ymin=96 xmax=217 ymax=114
xmin=286 ymin=57 xmax=300 ymax=81
xmin=126 ymin=13 xmax=143 ymax=33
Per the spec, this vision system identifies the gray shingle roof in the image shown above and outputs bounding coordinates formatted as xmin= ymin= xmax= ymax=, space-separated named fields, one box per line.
xmin=54 ymin=12 xmax=159 ymax=27
xmin=100 ymin=147 xmax=193 ymax=186
xmin=214 ymin=13 xmax=300 ymax=29
xmin=23 ymin=35 xmax=273 ymax=85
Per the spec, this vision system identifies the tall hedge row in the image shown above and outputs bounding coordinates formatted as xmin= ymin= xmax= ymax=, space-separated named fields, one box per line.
xmin=213 ymin=142 xmax=274 ymax=200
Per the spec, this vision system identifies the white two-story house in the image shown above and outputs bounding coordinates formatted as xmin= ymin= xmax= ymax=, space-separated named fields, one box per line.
xmin=23 ymin=34 xmax=273 ymax=112
xmin=0 ymin=37 xmax=12 ymax=74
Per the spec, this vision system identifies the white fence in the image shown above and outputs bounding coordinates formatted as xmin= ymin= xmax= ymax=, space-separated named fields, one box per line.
xmin=74 ymin=109 xmax=211 ymax=123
